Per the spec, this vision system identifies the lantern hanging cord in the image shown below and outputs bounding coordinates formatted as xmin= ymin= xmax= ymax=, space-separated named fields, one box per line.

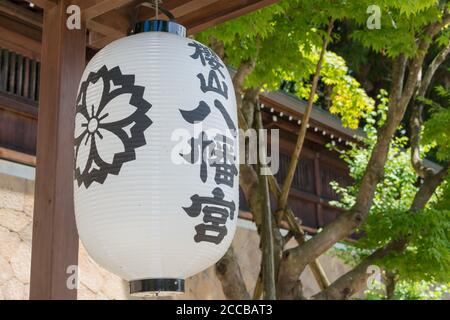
xmin=139 ymin=1 xmax=162 ymax=20
xmin=128 ymin=0 xmax=180 ymax=35
xmin=137 ymin=1 xmax=175 ymax=21
xmin=155 ymin=0 xmax=160 ymax=20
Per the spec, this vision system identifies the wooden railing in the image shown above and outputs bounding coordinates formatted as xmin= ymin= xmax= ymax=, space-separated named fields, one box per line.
xmin=0 ymin=47 xmax=40 ymax=102
xmin=0 ymin=47 xmax=39 ymax=158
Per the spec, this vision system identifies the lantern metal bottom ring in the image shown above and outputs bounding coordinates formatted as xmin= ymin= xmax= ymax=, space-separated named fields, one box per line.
xmin=129 ymin=279 xmax=185 ymax=297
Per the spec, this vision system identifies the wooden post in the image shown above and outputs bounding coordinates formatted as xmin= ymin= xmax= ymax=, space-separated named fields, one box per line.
xmin=255 ymin=102 xmax=276 ymax=300
xmin=30 ymin=0 xmax=86 ymax=300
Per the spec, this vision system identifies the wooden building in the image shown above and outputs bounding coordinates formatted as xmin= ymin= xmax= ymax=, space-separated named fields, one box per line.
xmin=0 ymin=0 xmax=361 ymax=299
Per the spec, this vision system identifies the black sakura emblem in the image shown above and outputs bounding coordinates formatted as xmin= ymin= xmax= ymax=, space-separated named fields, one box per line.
xmin=74 ymin=65 xmax=152 ymax=188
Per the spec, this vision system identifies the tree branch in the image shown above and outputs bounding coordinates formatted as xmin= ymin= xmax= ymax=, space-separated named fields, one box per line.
xmin=311 ymin=239 xmax=407 ymax=300
xmin=421 ymin=9 xmax=450 ymax=43
xmin=311 ymin=161 xmax=449 ymax=300
xmin=278 ymin=19 xmax=334 ymax=210
xmin=410 ymin=44 xmax=450 ymax=178
xmin=418 ymin=44 xmax=450 ymax=98
xmin=277 ymin=210 xmax=357 ymax=299
xmin=410 ymin=163 xmax=449 ymax=211
xmin=398 ymin=9 xmax=450 ymax=108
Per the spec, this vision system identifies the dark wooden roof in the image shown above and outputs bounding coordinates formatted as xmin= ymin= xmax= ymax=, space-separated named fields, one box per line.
xmin=0 ymin=0 xmax=279 ymax=54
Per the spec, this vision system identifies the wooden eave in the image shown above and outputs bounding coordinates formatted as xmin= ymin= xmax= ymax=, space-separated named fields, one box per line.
xmin=0 ymin=0 xmax=279 ymax=53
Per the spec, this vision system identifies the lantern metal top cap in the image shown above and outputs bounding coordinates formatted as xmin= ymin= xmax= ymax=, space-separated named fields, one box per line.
xmin=131 ymin=20 xmax=187 ymax=37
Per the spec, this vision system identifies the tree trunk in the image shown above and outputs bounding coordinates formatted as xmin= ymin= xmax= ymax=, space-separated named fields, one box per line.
xmin=384 ymin=271 xmax=397 ymax=300
xmin=215 ymin=246 xmax=251 ymax=299
xmin=277 ymin=32 xmax=436 ymax=298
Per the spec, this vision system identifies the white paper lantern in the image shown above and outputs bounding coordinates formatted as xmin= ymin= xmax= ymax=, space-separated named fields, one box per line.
xmin=73 ymin=20 xmax=239 ymax=295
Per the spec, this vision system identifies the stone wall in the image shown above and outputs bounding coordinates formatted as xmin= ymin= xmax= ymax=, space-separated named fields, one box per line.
xmin=0 ymin=171 xmax=355 ymax=300
xmin=0 ymin=172 xmax=33 ymax=300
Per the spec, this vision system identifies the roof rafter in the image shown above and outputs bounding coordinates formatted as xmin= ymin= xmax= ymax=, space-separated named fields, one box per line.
xmin=2 ymin=0 xmax=280 ymax=50
xmin=81 ymin=0 xmax=135 ymax=21
xmin=25 ymin=0 xmax=57 ymax=10
xmin=0 ymin=1 xmax=42 ymax=27
xmin=0 ymin=25 xmax=41 ymax=60
xmin=85 ymin=0 xmax=280 ymax=48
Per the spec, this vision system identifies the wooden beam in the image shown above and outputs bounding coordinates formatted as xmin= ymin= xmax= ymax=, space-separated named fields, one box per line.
xmin=87 ymin=31 xmax=111 ymax=49
xmin=87 ymin=18 xmax=125 ymax=38
xmin=0 ymin=25 xmax=41 ymax=61
xmin=181 ymin=0 xmax=279 ymax=34
xmin=26 ymin=0 xmax=58 ymax=10
xmin=87 ymin=10 xmax=129 ymax=48
xmin=80 ymin=0 xmax=133 ymax=48
xmin=0 ymin=0 xmax=43 ymax=28
xmin=82 ymin=0 xmax=135 ymax=21
xmin=133 ymin=0 xmax=222 ymax=20
xmin=170 ymin=0 xmax=220 ymax=17
xmin=86 ymin=0 xmax=280 ymax=48
xmin=0 ymin=147 xmax=36 ymax=166
xmin=0 ymin=91 xmax=38 ymax=119
xmin=30 ymin=0 xmax=86 ymax=300
xmin=0 ymin=11 xmax=42 ymax=57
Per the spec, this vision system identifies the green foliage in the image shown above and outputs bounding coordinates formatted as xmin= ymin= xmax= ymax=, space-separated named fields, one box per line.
xmin=195 ymin=0 xmax=377 ymax=129
xmin=350 ymin=0 xmax=443 ymax=57
xmin=365 ymin=280 xmax=450 ymax=300
xmin=195 ymin=0 xmax=448 ymax=130
xmin=321 ymin=52 xmax=374 ymax=128
xmin=423 ymin=86 xmax=450 ymax=162
xmin=293 ymin=51 xmax=375 ymax=128
xmin=330 ymin=91 xmax=450 ymax=284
